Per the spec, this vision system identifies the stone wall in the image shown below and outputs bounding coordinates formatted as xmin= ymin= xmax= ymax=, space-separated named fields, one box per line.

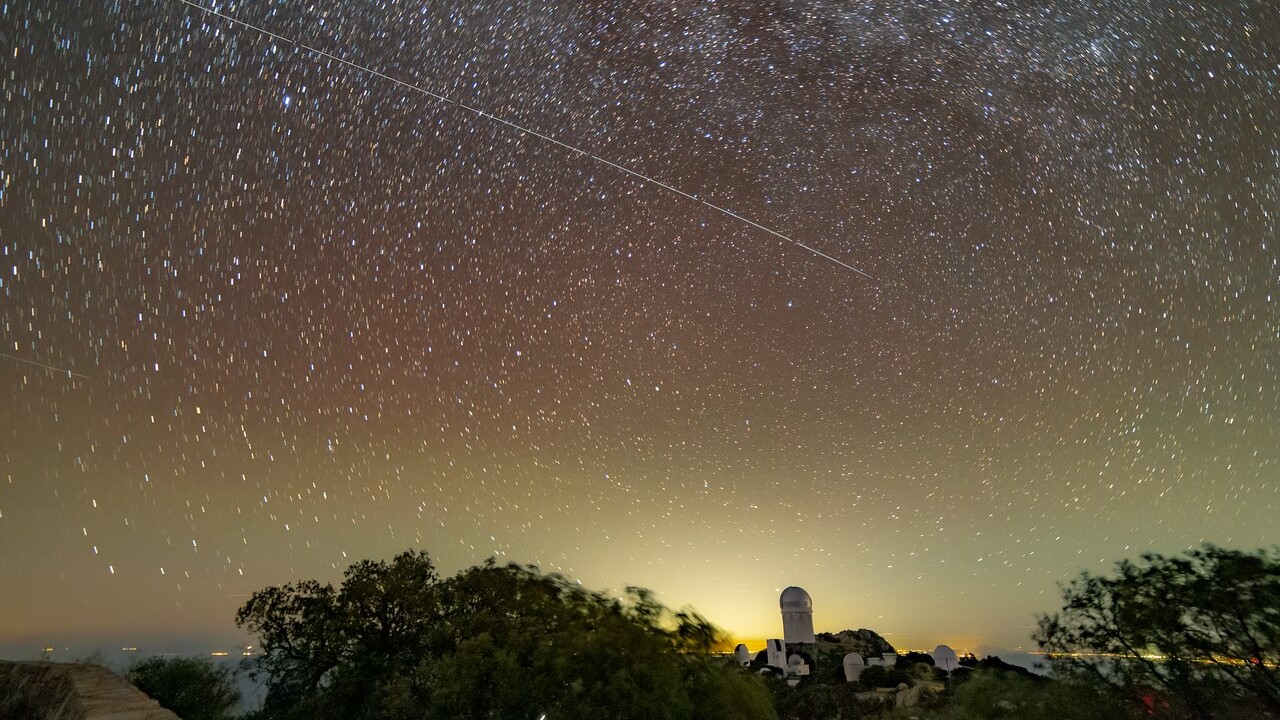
xmin=0 ymin=661 xmax=180 ymax=720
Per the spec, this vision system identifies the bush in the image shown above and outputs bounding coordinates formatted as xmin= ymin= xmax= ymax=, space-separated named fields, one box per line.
xmin=859 ymin=664 xmax=911 ymax=689
xmin=127 ymin=656 xmax=240 ymax=720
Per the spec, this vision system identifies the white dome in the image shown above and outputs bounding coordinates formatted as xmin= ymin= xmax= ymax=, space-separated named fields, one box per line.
xmin=842 ymin=653 xmax=866 ymax=682
xmin=779 ymin=586 xmax=813 ymax=612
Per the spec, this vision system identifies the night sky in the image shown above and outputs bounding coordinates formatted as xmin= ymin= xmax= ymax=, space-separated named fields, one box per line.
xmin=2 ymin=0 xmax=1277 ymax=655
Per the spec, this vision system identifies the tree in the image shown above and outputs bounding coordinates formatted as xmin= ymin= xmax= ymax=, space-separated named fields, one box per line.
xmin=237 ymin=551 xmax=776 ymax=720
xmin=236 ymin=549 xmax=440 ymax=718
xmin=417 ymin=565 xmax=773 ymax=720
xmin=901 ymin=651 xmax=935 ymax=667
xmin=126 ymin=656 xmax=240 ymax=720
xmin=1035 ymin=544 xmax=1280 ymax=719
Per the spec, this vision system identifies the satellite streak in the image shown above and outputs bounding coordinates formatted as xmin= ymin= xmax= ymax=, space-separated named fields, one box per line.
xmin=175 ymin=0 xmax=873 ymax=280
xmin=0 ymin=352 xmax=89 ymax=379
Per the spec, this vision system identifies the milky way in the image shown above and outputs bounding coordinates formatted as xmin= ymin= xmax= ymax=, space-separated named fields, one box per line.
xmin=1 ymin=0 xmax=1276 ymax=651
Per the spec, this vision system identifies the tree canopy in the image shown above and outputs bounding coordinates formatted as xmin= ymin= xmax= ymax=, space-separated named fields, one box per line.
xmin=237 ymin=551 xmax=775 ymax=720
xmin=1034 ymin=544 xmax=1280 ymax=719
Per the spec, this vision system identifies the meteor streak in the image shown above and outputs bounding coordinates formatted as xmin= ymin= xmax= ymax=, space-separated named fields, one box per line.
xmin=175 ymin=0 xmax=873 ymax=280
xmin=0 ymin=352 xmax=89 ymax=379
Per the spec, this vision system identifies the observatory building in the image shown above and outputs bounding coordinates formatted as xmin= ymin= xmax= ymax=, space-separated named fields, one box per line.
xmin=779 ymin=586 xmax=815 ymax=644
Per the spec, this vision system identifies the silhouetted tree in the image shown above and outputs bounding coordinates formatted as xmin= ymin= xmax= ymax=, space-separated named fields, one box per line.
xmin=236 ymin=549 xmax=439 ymax=718
xmin=237 ymin=551 xmax=775 ymax=720
xmin=1035 ymin=544 xmax=1280 ymax=719
xmin=901 ymin=651 xmax=935 ymax=667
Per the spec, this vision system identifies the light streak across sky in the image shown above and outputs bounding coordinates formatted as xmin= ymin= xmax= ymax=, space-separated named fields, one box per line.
xmin=0 ymin=352 xmax=89 ymax=379
xmin=175 ymin=0 xmax=875 ymax=280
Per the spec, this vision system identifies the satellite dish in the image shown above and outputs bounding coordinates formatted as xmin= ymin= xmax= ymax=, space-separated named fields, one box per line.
xmin=931 ymin=644 xmax=959 ymax=672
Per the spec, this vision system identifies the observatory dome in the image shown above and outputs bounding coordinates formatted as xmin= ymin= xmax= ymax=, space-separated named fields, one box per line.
xmin=842 ymin=653 xmax=866 ymax=682
xmin=779 ymin=586 xmax=813 ymax=612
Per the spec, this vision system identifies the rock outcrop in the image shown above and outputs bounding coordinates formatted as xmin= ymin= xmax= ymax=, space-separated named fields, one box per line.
xmin=0 ymin=661 xmax=180 ymax=720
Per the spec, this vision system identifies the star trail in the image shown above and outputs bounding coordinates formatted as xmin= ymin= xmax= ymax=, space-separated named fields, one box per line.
xmin=1 ymin=0 xmax=1276 ymax=653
